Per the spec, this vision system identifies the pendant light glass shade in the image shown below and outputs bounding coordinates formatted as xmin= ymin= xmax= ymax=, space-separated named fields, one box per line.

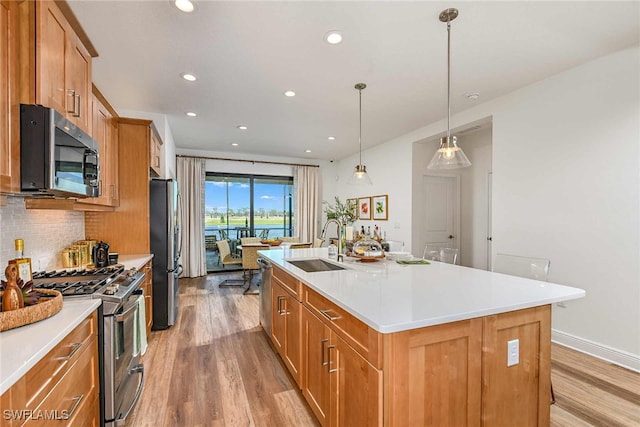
xmin=427 ymin=136 xmax=471 ymax=169
xmin=348 ymin=83 xmax=372 ymax=185
xmin=428 ymin=8 xmax=471 ymax=170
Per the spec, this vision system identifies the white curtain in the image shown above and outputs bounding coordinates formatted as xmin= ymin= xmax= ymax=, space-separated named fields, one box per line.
xmin=177 ymin=157 xmax=206 ymax=277
xmin=294 ymin=166 xmax=319 ymax=242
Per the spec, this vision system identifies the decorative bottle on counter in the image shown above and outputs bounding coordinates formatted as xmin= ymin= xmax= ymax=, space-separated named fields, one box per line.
xmin=2 ymin=264 xmax=24 ymax=311
xmin=9 ymin=239 xmax=32 ymax=282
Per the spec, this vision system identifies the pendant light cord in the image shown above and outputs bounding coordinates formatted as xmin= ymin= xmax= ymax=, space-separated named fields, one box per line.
xmin=358 ymin=87 xmax=363 ymax=166
xmin=446 ymin=19 xmax=451 ymax=140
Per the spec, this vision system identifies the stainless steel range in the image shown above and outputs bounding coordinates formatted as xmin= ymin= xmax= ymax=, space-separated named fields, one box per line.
xmin=32 ymin=265 xmax=146 ymax=427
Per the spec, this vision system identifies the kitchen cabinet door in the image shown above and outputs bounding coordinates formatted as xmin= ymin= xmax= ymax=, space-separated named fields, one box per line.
xmin=84 ymin=89 xmax=118 ymax=207
xmin=36 ymin=0 xmax=92 ymax=133
xmin=302 ymin=306 xmax=331 ymax=427
xmin=142 ymin=260 xmax=153 ymax=336
xmin=331 ymin=334 xmax=382 ymax=427
xmin=149 ymin=130 xmax=162 ymax=177
xmin=0 ymin=0 xmax=30 ymax=196
xmin=270 ymin=280 xmax=302 ymax=386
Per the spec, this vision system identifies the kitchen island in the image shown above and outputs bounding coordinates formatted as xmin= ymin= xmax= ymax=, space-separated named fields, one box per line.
xmin=258 ymin=247 xmax=585 ymax=427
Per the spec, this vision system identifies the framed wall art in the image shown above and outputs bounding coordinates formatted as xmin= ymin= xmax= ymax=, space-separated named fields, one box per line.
xmin=372 ymin=195 xmax=388 ymax=220
xmin=357 ymin=197 xmax=371 ymax=220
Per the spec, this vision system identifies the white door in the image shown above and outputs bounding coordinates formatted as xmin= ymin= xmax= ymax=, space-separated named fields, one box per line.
xmin=423 ymin=175 xmax=460 ymax=255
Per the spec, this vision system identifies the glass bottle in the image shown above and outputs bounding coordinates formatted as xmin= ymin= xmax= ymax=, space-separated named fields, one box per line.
xmin=10 ymin=239 xmax=32 ymax=282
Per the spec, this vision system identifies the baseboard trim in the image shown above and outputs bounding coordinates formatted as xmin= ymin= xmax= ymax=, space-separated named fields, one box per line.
xmin=552 ymin=329 xmax=640 ymax=373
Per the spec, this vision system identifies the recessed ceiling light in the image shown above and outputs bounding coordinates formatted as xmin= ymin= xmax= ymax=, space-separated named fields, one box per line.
xmin=174 ymin=0 xmax=194 ymax=13
xmin=324 ymin=31 xmax=343 ymax=44
xmin=186 ymin=112 xmax=197 ymax=117
xmin=231 ymin=143 xmax=239 ymax=146
xmin=237 ymin=125 xmax=248 ymax=130
xmin=327 ymin=136 xmax=336 ymax=141
xmin=284 ymin=90 xmax=296 ymax=97
xmin=305 ymin=149 xmax=312 ymax=153
xmin=181 ymin=73 xmax=197 ymax=82
xmin=465 ymin=92 xmax=480 ymax=100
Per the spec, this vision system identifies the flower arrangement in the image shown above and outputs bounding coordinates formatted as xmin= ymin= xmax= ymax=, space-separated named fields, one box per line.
xmin=323 ymin=196 xmax=357 ymax=226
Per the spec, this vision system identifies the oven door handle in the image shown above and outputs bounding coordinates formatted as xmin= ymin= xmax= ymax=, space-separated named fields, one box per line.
xmin=115 ymin=300 xmax=139 ymax=322
xmin=115 ymin=364 xmax=144 ymax=427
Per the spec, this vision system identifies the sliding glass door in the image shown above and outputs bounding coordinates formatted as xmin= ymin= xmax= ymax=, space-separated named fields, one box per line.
xmin=205 ymin=173 xmax=294 ymax=271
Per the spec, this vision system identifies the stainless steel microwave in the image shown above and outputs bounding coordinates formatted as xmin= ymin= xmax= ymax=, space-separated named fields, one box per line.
xmin=20 ymin=104 xmax=100 ymax=198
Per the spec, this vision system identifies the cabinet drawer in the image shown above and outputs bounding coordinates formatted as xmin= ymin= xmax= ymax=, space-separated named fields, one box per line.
xmin=26 ymin=334 xmax=99 ymax=426
xmin=273 ymin=266 xmax=301 ymax=300
xmin=22 ymin=312 xmax=97 ymax=409
xmin=303 ymin=286 xmax=382 ymax=368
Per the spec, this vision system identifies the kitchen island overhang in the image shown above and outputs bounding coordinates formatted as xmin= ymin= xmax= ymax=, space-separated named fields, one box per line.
xmin=258 ymin=247 xmax=585 ymax=333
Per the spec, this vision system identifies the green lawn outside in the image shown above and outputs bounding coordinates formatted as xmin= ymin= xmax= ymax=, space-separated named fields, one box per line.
xmin=204 ymin=215 xmax=287 ymax=227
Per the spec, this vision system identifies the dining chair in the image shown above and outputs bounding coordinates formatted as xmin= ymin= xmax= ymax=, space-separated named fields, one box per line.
xmin=241 ymin=244 xmax=269 ymax=295
xmin=217 ymin=240 xmax=244 ymax=287
xmin=313 ymin=238 xmax=324 ymax=248
xmin=258 ymin=229 xmax=270 ymax=239
xmin=205 ymin=235 xmax=219 ymax=265
xmin=439 ymin=248 xmax=459 ymax=265
xmin=280 ymin=236 xmax=300 ymax=243
xmin=289 ymin=242 xmax=312 ymax=249
xmin=493 ymin=253 xmax=550 ymax=281
xmin=218 ymin=229 xmax=229 ymax=241
xmin=240 ymin=237 xmax=261 ymax=245
xmin=492 ymin=252 xmax=554 ymax=403
xmin=422 ymin=245 xmax=459 ymax=264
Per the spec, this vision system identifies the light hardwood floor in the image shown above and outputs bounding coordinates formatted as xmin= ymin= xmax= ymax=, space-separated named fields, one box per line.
xmin=129 ymin=274 xmax=640 ymax=427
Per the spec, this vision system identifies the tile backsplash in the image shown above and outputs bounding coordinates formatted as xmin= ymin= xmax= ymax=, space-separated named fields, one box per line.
xmin=0 ymin=197 xmax=85 ymax=277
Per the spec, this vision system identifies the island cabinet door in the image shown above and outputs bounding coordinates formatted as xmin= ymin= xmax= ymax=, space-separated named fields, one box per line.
xmin=271 ymin=281 xmax=302 ymax=387
xmin=481 ymin=305 xmax=551 ymax=427
xmin=301 ymin=306 xmax=332 ymax=427
xmin=330 ymin=334 xmax=382 ymax=427
xmin=383 ymin=318 xmax=483 ymax=427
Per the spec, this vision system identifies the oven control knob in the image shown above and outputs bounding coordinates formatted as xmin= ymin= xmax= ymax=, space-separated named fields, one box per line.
xmin=104 ymin=284 xmax=119 ymax=295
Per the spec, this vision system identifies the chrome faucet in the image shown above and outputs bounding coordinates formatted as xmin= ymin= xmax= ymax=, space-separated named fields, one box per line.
xmin=321 ymin=219 xmax=343 ymax=260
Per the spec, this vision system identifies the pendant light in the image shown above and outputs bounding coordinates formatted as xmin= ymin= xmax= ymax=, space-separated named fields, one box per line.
xmin=348 ymin=83 xmax=373 ymax=185
xmin=427 ymin=8 xmax=471 ymax=170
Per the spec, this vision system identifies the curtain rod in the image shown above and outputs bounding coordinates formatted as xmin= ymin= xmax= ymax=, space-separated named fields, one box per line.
xmin=176 ymin=154 xmax=319 ymax=168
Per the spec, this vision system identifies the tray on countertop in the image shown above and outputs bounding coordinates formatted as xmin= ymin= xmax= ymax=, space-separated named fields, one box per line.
xmin=0 ymin=289 xmax=62 ymax=332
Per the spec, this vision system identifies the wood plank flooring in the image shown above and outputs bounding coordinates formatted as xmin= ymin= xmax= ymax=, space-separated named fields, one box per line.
xmin=129 ymin=274 xmax=640 ymax=426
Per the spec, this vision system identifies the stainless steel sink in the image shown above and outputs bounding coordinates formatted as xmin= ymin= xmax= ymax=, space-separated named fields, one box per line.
xmin=287 ymin=258 xmax=346 ymax=272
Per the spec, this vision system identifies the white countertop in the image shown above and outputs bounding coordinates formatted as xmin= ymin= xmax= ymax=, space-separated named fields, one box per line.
xmin=259 ymin=248 xmax=585 ymax=334
xmin=118 ymin=254 xmax=153 ymax=270
xmin=0 ymin=299 xmax=102 ymax=394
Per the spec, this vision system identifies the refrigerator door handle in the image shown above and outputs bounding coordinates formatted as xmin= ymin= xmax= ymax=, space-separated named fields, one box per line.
xmin=172 ymin=264 xmax=183 ymax=277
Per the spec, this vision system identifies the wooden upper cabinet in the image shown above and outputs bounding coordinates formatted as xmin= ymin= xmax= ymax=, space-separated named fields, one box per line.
xmin=83 ymin=85 xmax=119 ymax=207
xmin=36 ymin=0 xmax=92 ymax=133
xmin=150 ymin=128 xmax=162 ymax=177
xmin=0 ymin=0 xmax=33 ymax=197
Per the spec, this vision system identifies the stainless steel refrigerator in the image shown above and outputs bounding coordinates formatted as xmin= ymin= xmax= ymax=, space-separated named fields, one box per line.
xmin=149 ymin=178 xmax=182 ymax=329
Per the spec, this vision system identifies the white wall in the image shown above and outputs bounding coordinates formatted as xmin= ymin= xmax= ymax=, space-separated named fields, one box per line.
xmin=331 ymin=138 xmax=414 ymax=246
xmin=332 ymin=46 xmax=639 ymax=368
xmin=491 ymin=47 xmax=639 ymax=363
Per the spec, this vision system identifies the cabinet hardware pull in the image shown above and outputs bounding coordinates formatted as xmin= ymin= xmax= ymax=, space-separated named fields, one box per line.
xmin=277 ymin=296 xmax=286 ymax=315
xmin=66 ymin=394 xmax=84 ymax=418
xmin=320 ymin=309 xmax=341 ymax=321
xmin=66 ymin=89 xmax=76 ymax=114
xmin=74 ymin=93 xmax=81 ymax=117
xmin=321 ymin=339 xmax=329 ymax=366
xmin=327 ymin=345 xmax=337 ymax=373
xmin=58 ymin=342 xmax=83 ymax=361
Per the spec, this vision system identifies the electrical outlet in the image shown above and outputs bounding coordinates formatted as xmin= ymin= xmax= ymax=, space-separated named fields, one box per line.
xmin=507 ymin=339 xmax=519 ymax=367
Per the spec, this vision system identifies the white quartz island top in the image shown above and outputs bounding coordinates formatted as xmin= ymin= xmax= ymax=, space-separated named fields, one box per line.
xmin=259 ymin=248 xmax=585 ymax=334
xmin=0 ymin=299 xmax=101 ymax=394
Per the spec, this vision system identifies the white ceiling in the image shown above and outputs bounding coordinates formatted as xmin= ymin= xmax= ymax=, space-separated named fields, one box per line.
xmin=68 ymin=1 xmax=640 ymax=161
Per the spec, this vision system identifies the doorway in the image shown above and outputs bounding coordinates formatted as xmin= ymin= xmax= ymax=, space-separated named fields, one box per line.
xmin=423 ymin=175 xmax=460 ymax=260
